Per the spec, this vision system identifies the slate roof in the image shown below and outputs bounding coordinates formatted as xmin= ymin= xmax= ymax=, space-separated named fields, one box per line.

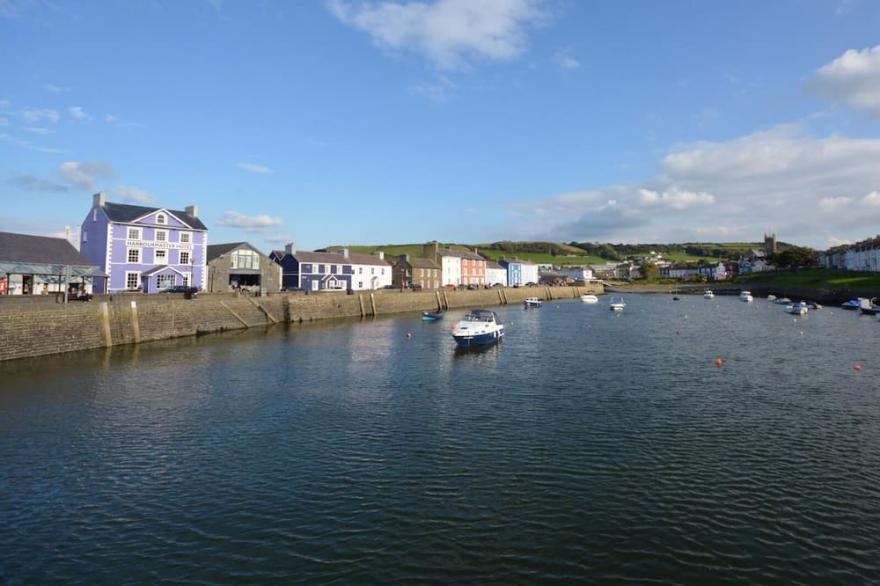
xmin=206 ymin=242 xmax=266 ymax=262
xmin=287 ymin=250 xmax=391 ymax=266
xmin=438 ymin=248 xmax=484 ymax=261
xmin=102 ymin=202 xmax=207 ymax=231
xmin=0 ymin=231 xmax=94 ymax=266
xmin=485 ymin=261 xmax=504 ymax=270
xmin=410 ymin=257 xmax=440 ymax=270
xmin=141 ymin=265 xmax=185 ymax=277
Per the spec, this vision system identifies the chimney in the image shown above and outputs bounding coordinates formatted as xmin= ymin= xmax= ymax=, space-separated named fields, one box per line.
xmin=373 ymin=251 xmax=384 ymax=260
xmin=338 ymin=248 xmax=350 ymax=258
xmin=93 ymin=192 xmax=105 ymax=208
xmin=402 ymin=254 xmax=411 ymax=263
xmin=185 ymin=205 xmax=198 ymax=218
xmin=285 ymin=242 xmax=295 ymax=255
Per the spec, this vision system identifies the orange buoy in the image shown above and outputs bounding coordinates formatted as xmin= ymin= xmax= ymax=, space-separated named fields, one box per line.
xmin=854 ymin=363 xmax=862 ymax=372
xmin=714 ymin=357 xmax=723 ymax=367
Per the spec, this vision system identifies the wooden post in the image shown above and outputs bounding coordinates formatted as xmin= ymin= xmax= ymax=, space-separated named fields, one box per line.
xmin=435 ymin=290 xmax=443 ymax=311
xmin=497 ymin=289 xmax=504 ymax=304
xmin=370 ymin=293 xmax=377 ymax=316
xmin=130 ymin=300 xmax=140 ymax=343
xmin=98 ymin=301 xmax=112 ymax=347
xmin=358 ymin=294 xmax=366 ymax=317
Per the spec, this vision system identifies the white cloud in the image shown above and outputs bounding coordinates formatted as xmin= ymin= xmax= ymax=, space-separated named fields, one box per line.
xmin=862 ymin=190 xmax=880 ymax=206
xmin=0 ymin=99 xmax=12 ymax=109
xmin=809 ymin=44 xmax=880 ymax=117
xmin=819 ymin=196 xmax=853 ymax=211
xmin=0 ymin=133 xmax=63 ymax=154
xmin=327 ymin=0 xmax=543 ymax=70
xmin=513 ymin=124 xmax=880 ymax=247
xmin=9 ymin=175 xmax=69 ymax=192
xmin=108 ymin=185 xmax=154 ymax=204
xmin=45 ymin=83 xmax=70 ymax=93
xmin=58 ymin=161 xmax=114 ymax=190
xmin=217 ymin=211 xmax=283 ymax=232
xmin=68 ymin=106 xmax=89 ymax=121
xmin=22 ymin=108 xmax=60 ymax=124
xmin=235 ymin=162 xmax=273 ymax=174
xmin=104 ymin=114 xmax=117 ymax=124
xmin=409 ymin=75 xmax=456 ymax=102
xmin=639 ymin=188 xmax=715 ymax=210
xmin=559 ymin=55 xmax=579 ymax=69
xmin=25 ymin=126 xmax=51 ymax=135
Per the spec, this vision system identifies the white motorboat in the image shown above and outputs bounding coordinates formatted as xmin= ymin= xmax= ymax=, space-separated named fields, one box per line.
xmin=451 ymin=309 xmax=505 ymax=347
xmin=788 ymin=302 xmax=808 ymax=316
xmin=703 ymin=290 xmax=715 ymax=299
xmin=767 ymin=294 xmax=777 ymax=301
xmin=775 ymin=297 xmax=792 ymax=305
xmin=739 ymin=291 xmax=754 ymax=303
xmin=524 ymin=297 xmax=542 ymax=308
xmin=580 ymin=294 xmax=599 ymax=304
xmin=609 ymin=297 xmax=626 ymax=312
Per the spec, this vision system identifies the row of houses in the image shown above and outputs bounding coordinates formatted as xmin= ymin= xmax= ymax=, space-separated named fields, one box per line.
xmin=0 ymin=194 xmax=549 ymax=296
xmin=819 ymin=236 xmax=880 ymax=272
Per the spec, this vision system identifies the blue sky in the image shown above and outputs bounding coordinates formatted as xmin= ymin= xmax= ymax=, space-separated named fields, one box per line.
xmin=2 ymin=0 xmax=880 ymax=250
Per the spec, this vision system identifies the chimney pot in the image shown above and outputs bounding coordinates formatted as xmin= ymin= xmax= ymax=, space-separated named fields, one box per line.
xmin=185 ymin=205 xmax=198 ymax=218
xmin=373 ymin=251 xmax=384 ymax=260
xmin=284 ymin=242 xmax=295 ymax=255
xmin=93 ymin=192 xmax=105 ymax=208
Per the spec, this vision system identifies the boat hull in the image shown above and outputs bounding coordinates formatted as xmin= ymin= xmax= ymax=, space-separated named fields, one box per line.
xmin=421 ymin=312 xmax=443 ymax=321
xmin=452 ymin=329 xmax=503 ymax=347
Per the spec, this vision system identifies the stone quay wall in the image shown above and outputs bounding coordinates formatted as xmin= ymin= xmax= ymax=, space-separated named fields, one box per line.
xmin=0 ymin=285 xmax=602 ymax=362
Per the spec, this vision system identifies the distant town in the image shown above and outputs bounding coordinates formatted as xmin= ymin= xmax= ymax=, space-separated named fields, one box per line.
xmin=0 ymin=192 xmax=878 ymax=297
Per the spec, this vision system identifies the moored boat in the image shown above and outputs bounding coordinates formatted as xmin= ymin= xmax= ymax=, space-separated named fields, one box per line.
xmin=609 ymin=297 xmax=626 ymax=312
xmin=767 ymin=294 xmax=777 ymax=301
xmin=775 ymin=297 xmax=791 ymax=305
xmin=451 ymin=309 xmax=504 ymax=347
xmin=524 ymin=297 xmax=542 ymax=308
xmin=788 ymin=302 xmax=809 ymax=316
xmin=580 ymin=294 xmax=599 ymax=304
xmin=421 ymin=310 xmax=444 ymax=321
xmin=841 ymin=299 xmax=860 ymax=310
xmin=858 ymin=298 xmax=880 ymax=315
xmin=703 ymin=290 xmax=714 ymax=299
xmin=739 ymin=291 xmax=754 ymax=303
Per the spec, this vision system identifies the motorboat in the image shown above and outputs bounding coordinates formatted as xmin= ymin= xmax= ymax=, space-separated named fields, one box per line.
xmin=703 ymin=290 xmax=714 ymax=299
xmin=767 ymin=294 xmax=777 ymax=301
xmin=580 ymin=294 xmax=599 ymax=304
xmin=807 ymin=301 xmax=823 ymax=310
xmin=609 ymin=297 xmax=626 ymax=312
xmin=421 ymin=310 xmax=444 ymax=321
xmin=841 ymin=299 xmax=860 ymax=311
xmin=788 ymin=302 xmax=809 ymax=316
xmin=451 ymin=309 xmax=504 ymax=347
xmin=739 ymin=291 xmax=754 ymax=303
xmin=858 ymin=298 xmax=880 ymax=316
xmin=524 ymin=297 xmax=543 ymax=308
xmin=775 ymin=297 xmax=791 ymax=305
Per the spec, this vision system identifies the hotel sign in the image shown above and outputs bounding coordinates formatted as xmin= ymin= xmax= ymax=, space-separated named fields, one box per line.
xmin=126 ymin=239 xmax=194 ymax=251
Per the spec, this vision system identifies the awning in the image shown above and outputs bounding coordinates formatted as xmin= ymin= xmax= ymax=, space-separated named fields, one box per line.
xmin=0 ymin=261 xmax=106 ymax=278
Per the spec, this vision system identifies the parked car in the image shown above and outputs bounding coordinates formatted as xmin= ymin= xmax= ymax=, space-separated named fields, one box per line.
xmin=490 ymin=283 xmax=503 ymax=288
xmin=161 ymin=285 xmax=199 ymax=298
xmin=466 ymin=284 xmax=478 ymax=290
xmin=408 ymin=283 xmax=423 ymax=291
xmin=444 ymin=284 xmax=457 ymax=290
xmin=525 ymin=282 xmax=537 ymax=287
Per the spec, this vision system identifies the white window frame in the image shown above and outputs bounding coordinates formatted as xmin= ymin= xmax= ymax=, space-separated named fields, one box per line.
xmin=127 ymin=227 xmax=142 ymax=240
xmin=82 ymin=231 xmax=88 ymax=243
xmin=156 ymin=213 xmax=167 ymax=225
xmin=154 ymin=249 xmax=168 ymax=265
xmin=157 ymin=273 xmax=175 ymax=290
xmin=127 ymin=247 xmax=141 ymax=264
xmin=92 ymin=209 xmax=97 ymax=222
xmin=155 ymin=229 xmax=168 ymax=242
xmin=179 ymin=232 xmax=191 ymax=244
xmin=182 ymin=272 xmax=191 ymax=287
xmin=179 ymin=251 xmax=190 ymax=265
xmin=125 ymin=271 xmax=140 ymax=290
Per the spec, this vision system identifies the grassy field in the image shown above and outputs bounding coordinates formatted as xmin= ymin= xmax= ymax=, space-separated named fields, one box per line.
xmin=737 ymin=269 xmax=880 ymax=289
xmin=477 ymin=249 xmax=605 ymax=266
xmin=324 ymin=243 xmax=473 ymax=258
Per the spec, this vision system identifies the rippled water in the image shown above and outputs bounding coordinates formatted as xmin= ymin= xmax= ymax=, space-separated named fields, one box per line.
xmin=2 ymin=294 xmax=880 ymax=584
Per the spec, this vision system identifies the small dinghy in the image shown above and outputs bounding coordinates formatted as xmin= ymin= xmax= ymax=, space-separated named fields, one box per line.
xmin=580 ymin=294 xmax=599 ymax=304
xmin=703 ymin=290 xmax=714 ymax=299
xmin=524 ymin=297 xmax=542 ymax=308
xmin=739 ymin=291 xmax=754 ymax=303
xmin=609 ymin=297 xmax=626 ymax=312
xmin=788 ymin=302 xmax=809 ymax=316
xmin=421 ymin=310 xmax=444 ymax=321
xmin=841 ymin=299 xmax=860 ymax=311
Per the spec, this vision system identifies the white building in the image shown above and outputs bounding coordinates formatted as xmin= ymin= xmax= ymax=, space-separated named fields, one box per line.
xmin=347 ymin=251 xmax=392 ymax=290
xmin=559 ymin=266 xmax=594 ymax=281
xmin=485 ymin=261 xmax=508 ymax=287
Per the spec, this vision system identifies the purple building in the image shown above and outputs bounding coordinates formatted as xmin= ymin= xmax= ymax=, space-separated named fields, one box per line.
xmin=80 ymin=193 xmax=208 ymax=293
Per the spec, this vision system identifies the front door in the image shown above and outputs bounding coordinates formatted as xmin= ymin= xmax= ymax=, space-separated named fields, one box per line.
xmin=311 ymin=279 xmax=319 ymax=291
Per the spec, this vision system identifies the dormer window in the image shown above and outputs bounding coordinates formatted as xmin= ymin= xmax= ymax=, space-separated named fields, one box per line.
xmin=156 ymin=213 xmax=167 ymax=225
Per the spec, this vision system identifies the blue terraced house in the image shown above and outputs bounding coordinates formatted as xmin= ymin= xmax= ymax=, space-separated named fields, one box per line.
xmin=269 ymin=243 xmax=391 ymax=291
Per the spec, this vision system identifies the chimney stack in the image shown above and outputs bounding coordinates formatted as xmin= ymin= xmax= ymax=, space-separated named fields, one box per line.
xmin=93 ymin=192 xmax=105 ymax=208
xmin=185 ymin=205 xmax=198 ymax=218
xmin=338 ymin=248 xmax=350 ymax=258
xmin=373 ymin=251 xmax=385 ymax=260
xmin=285 ymin=242 xmax=295 ymax=255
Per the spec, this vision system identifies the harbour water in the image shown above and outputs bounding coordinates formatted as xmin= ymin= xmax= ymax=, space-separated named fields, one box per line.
xmin=2 ymin=294 xmax=880 ymax=584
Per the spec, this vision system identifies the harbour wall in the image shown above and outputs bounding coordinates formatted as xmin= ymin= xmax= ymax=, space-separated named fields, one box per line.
xmin=0 ymin=285 xmax=602 ymax=362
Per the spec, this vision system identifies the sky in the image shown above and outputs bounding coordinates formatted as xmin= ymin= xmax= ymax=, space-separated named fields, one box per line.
xmin=1 ymin=0 xmax=880 ymax=251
